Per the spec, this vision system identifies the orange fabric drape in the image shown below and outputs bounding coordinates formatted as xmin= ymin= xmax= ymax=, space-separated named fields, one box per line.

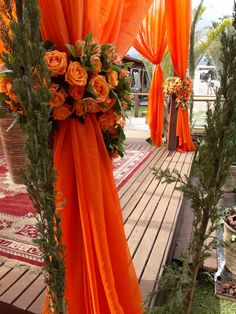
xmin=39 ymin=0 xmax=151 ymax=313
xmin=165 ymin=0 xmax=195 ymax=151
xmin=133 ymin=0 xmax=167 ymax=146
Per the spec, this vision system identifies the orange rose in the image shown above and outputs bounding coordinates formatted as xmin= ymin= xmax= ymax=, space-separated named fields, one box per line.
xmin=117 ymin=117 xmax=126 ymax=127
xmin=102 ymin=97 xmax=116 ymax=112
xmin=0 ymin=76 xmax=10 ymax=94
xmin=65 ymin=61 xmax=88 ymax=86
xmin=89 ymin=75 xmax=110 ymax=103
xmin=52 ymin=104 xmax=72 ymax=120
xmin=49 ymin=84 xmax=67 ymax=107
xmin=74 ymin=100 xmax=85 ymax=116
xmin=119 ymin=68 xmax=129 ymax=79
xmin=90 ymin=57 xmax=102 ymax=74
xmin=6 ymin=82 xmax=19 ymax=103
xmin=98 ymin=111 xmax=117 ymax=131
xmin=68 ymin=86 xmax=84 ymax=100
xmin=107 ymin=69 xmax=118 ymax=88
xmin=84 ymin=97 xmax=101 ymax=113
xmin=44 ymin=50 xmax=67 ymax=76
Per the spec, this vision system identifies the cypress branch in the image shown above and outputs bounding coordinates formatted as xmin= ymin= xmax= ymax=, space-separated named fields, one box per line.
xmin=0 ymin=1 xmax=66 ymax=312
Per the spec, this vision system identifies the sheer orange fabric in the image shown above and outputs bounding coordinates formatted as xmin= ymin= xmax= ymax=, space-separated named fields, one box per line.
xmin=165 ymin=0 xmax=195 ymax=151
xmin=39 ymin=0 xmax=151 ymax=313
xmin=134 ymin=0 xmax=166 ymax=146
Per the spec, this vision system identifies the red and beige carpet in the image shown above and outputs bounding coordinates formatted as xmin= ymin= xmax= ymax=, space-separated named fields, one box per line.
xmin=0 ymin=149 xmax=152 ymax=266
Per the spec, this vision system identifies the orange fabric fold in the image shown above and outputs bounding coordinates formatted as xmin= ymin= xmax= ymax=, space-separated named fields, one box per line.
xmin=39 ymin=0 xmax=152 ymax=313
xmin=47 ymin=117 xmax=142 ymax=314
xmin=165 ymin=0 xmax=195 ymax=151
xmin=146 ymin=64 xmax=165 ymax=146
xmin=134 ymin=0 xmax=166 ymax=146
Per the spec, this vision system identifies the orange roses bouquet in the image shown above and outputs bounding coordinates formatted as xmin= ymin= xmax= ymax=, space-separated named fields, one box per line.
xmin=44 ymin=33 xmax=132 ymax=158
xmin=163 ymin=76 xmax=192 ymax=109
xmin=0 ymin=33 xmax=132 ymax=158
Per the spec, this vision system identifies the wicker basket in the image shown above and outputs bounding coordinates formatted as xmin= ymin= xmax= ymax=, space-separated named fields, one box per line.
xmin=224 ymin=220 xmax=236 ymax=275
xmin=0 ymin=113 xmax=28 ymax=184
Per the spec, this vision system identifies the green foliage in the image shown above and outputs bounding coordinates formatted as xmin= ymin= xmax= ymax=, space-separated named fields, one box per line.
xmin=194 ymin=18 xmax=232 ymax=68
xmin=188 ymin=0 xmax=232 ymax=125
xmin=161 ymin=49 xmax=173 ymax=79
xmin=0 ymin=1 xmax=66 ymax=313
xmin=147 ymin=6 xmax=236 ymax=314
xmin=144 ymin=259 xmax=192 ymax=314
xmin=139 ymin=55 xmax=153 ymax=85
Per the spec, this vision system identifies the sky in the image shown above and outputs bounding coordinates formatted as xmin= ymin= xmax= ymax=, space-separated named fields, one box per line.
xmin=193 ymin=0 xmax=234 ymax=27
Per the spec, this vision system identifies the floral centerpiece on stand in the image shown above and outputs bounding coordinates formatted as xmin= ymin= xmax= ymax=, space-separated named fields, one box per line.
xmin=0 ymin=33 xmax=132 ymax=159
xmin=163 ymin=76 xmax=192 ymax=108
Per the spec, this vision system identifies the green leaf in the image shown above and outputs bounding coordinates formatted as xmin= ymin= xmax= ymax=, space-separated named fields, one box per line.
xmin=65 ymin=44 xmax=76 ymax=58
xmin=86 ymin=83 xmax=98 ymax=98
xmin=109 ymin=89 xmax=118 ymax=99
xmin=110 ymin=64 xmax=120 ymax=72
xmin=84 ymin=32 xmax=93 ymax=43
xmin=98 ymin=103 xmax=107 ymax=109
xmin=83 ymin=64 xmax=98 ymax=71
xmin=44 ymin=40 xmax=56 ymax=51
xmin=0 ymin=110 xmax=6 ymax=118
xmin=123 ymin=62 xmax=134 ymax=68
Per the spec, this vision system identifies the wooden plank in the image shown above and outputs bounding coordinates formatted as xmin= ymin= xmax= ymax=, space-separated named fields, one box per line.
xmin=125 ymin=151 xmax=182 ymax=255
xmin=0 ymin=263 xmax=13 ymax=280
xmin=132 ymin=152 xmax=184 ymax=280
xmin=125 ymin=150 xmax=179 ymax=246
xmin=0 ymin=270 xmax=41 ymax=304
xmin=0 ymin=265 xmax=28 ymax=296
xmin=118 ymin=147 xmax=167 ymax=199
xmin=121 ymin=149 xmax=170 ymax=222
xmin=120 ymin=148 xmax=167 ymax=207
xmin=13 ymin=274 xmax=46 ymax=310
xmin=27 ymin=290 xmax=46 ymax=314
xmin=139 ymin=153 xmax=194 ymax=299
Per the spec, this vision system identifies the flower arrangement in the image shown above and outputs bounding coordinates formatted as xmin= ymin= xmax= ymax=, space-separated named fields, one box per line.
xmin=0 ymin=33 xmax=132 ymax=158
xmin=163 ymin=76 xmax=192 ymax=109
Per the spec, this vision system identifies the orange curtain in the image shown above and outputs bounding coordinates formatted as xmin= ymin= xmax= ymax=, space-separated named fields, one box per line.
xmin=165 ymin=0 xmax=195 ymax=151
xmin=133 ymin=0 xmax=166 ymax=146
xmin=39 ymin=0 xmax=151 ymax=313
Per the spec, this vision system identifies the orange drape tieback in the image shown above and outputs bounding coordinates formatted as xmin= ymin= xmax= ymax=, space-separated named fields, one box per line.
xmin=134 ymin=0 xmax=167 ymax=147
xmin=38 ymin=0 xmax=152 ymax=313
xmin=146 ymin=64 xmax=165 ymax=146
xmin=165 ymin=0 xmax=195 ymax=152
xmin=176 ymin=105 xmax=196 ymax=152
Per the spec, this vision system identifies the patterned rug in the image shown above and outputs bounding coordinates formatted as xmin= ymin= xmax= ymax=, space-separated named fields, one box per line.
xmin=0 ymin=149 xmax=152 ymax=266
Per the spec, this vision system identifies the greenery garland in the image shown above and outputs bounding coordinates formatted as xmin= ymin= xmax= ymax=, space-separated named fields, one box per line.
xmin=0 ymin=1 xmax=66 ymax=312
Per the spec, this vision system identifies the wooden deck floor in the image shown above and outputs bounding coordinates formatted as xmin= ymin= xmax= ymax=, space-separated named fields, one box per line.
xmin=0 ymin=143 xmax=195 ymax=313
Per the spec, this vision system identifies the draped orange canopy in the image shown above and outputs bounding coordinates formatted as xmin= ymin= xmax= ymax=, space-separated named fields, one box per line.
xmin=165 ymin=0 xmax=195 ymax=151
xmin=134 ymin=0 xmax=167 ymax=146
xmin=39 ymin=0 xmax=151 ymax=313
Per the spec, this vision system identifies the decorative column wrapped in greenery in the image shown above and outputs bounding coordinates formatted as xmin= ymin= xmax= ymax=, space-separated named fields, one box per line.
xmin=0 ymin=1 xmax=66 ymax=312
